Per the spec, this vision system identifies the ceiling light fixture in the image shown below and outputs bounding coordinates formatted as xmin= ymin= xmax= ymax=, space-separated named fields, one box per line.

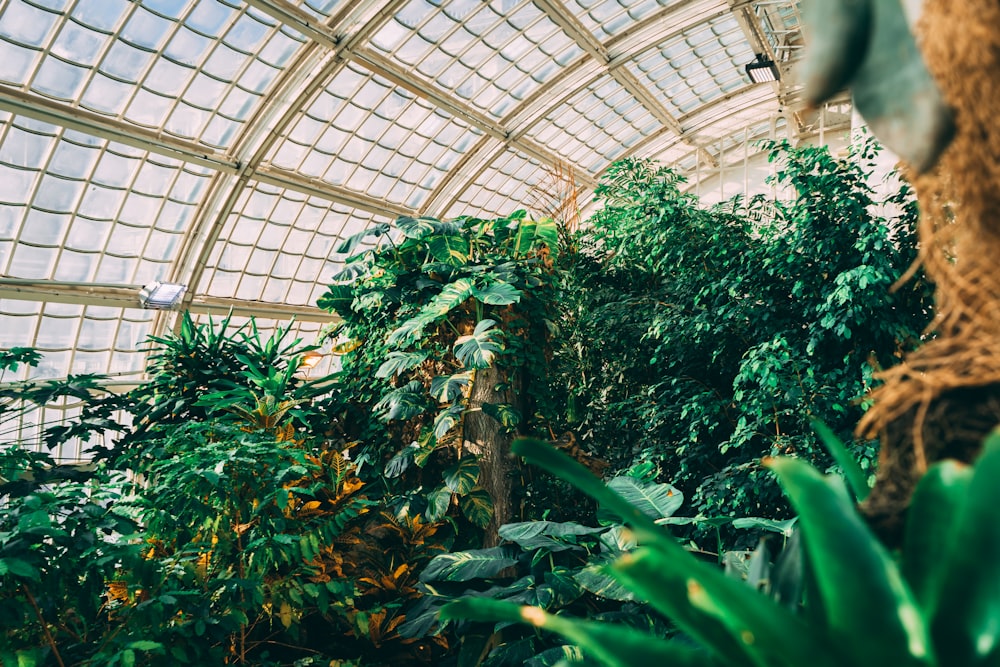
xmin=139 ymin=281 xmax=187 ymax=310
xmin=745 ymin=54 xmax=780 ymax=83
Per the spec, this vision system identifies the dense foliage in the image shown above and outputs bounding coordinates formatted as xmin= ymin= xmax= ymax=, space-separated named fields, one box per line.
xmin=0 ymin=140 xmax=940 ymax=665
xmin=556 ymin=139 xmax=932 ymax=531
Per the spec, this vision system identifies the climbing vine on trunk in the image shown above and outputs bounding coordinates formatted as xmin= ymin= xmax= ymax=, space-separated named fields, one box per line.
xmin=318 ymin=212 xmax=563 ymax=544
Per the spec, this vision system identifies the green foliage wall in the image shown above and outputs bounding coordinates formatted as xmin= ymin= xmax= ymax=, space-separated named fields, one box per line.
xmin=555 ymin=139 xmax=933 ymax=527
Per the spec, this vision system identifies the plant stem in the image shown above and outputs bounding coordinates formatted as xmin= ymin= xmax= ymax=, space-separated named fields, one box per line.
xmin=23 ymin=584 xmax=67 ymax=667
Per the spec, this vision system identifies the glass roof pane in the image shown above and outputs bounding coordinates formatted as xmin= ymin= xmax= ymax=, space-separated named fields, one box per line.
xmin=526 ymin=75 xmax=660 ymax=175
xmin=370 ymin=0 xmax=582 ymax=118
xmin=445 ymin=148 xmax=548 ymax=219
xmin=568 ymin=0 xmax=684 ymax=40
xmin=268 ymin=62 xmax=484 ymax=209
xmin=201 ymin=181 xmax=393 ymax=305
xmin=632 ymin=15 xmax=753 ymax=118
xmin=0 ymin=114 xmax=211 ymax=285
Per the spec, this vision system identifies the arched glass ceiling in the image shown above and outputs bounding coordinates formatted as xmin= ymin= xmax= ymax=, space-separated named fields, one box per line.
xmin=0 ymin=0 xmax=818 ymax=386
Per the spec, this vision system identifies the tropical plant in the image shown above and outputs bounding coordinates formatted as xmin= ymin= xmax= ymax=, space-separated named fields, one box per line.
xmin=445 ymin=432 xmax=1000 ymax=667
xmin=554 ymin=140 xmax=932 ymax=533
xmin=402 ymin=468 xmax=682 ymax=664
xmin=317 ymin=211 xmax=565 ymax=543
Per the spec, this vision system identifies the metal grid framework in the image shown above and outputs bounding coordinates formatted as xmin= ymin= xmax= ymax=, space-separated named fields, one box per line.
xmin=0 ymin=0 xmax=819 ymax=399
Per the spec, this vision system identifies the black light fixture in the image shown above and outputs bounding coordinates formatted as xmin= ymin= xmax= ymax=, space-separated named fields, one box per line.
xmin=745 ymin=54 xmax=780 ymax=83
xmin=139 ymin=281 xmax=187 ymax=310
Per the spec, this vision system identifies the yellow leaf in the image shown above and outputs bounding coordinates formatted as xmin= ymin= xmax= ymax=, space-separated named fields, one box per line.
xmin=279 ymin=601 xmax=293 ymax=629
xmin=333 ymin=339 xmax=362 ymax=355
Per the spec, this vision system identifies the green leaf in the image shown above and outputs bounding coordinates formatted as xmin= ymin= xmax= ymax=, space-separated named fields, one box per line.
xmin=459 ymin=487 xmax=493 ymax=529
xmin=600 ymin=476 xmax=683 ymax=521
xmin=428 ymin=234 xmax=471 ymax=266
xmin=375 ymin=350 xmax=429 ymax=379
xmin=575 ymin=562 xmax=636 ymax=601
xmin=430 ymin=371 xmax=472 ymax=403
xmin=443 ymin=456 xmax=480 ymax=495
xmin=454 ymin=319 xmax=504 ymax=369
xmin=425 ymin=486 xmax=452 ymax=523
xmin=512 ymin=438 xmax=840 ymax=667
xmin=433 ymin=403 xmax=465 ymax=440
xmin=930 ymin=434 xmax=1000 ymax=665
xmin=731 ymin=517 xmax=798 ymax=537
xmin=335 ymin=222 xmax=391 ymax=255
xmin=534 ymin=217 xmax=560 ymax=257
xmin=374 ymin=381 xmax=428 ymax=421
xmin=0 ymin=557 xmax=39 ymax=581
xmin=420 ymin=546 xmax=519 ymax=582
xmin=316 ymin=284 xmax=354 ymax=315
xmin=397 ymin=215 xmax=438 ymax=239
xmin=472 ymin=281 xmax=522 ymax=306
xmin=768 ymin=456 xmax=931 ymax=667
xmin=902 ymin=460 xmax=971 ymax=612
xmin=812 ymin=419 xmax=870 ymax=501
xmin=498 ymin=520 xmax=606 ymax=552
xmin=481 ymin=402 xmax=519 ymax=430
xmin=441 ymin=598 xmax=714 ymax=667
xmin=422 ymin=277 xmax=475 ymax=320
xmin=125 ymin=641 xmax=165 ymax=653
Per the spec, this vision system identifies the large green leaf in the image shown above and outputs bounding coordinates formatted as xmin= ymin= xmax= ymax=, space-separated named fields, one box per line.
xmin=374 ymin=381 xmax=428 ymax=421
xmin=930 ymin=434 xmax=1000 ymax=666
xmin=482 ymin=402 xmax=519 ymax=431
xmin=902 ymin=459 xmax=971 ymax=612
xmin=498 ymin=520 xmax=606 ymax=553
xmin=512 ymin=438 xmax=841 ymax=667
xmin=335 ymin=222 xmax=391 ymax=255
xmin=430 ymin=371 xmax=472 ymax=403
xmin=424 ymin=485 xmax=452 ymax=523
xmin=768 ymin=456 xmax=932 ymax=667
xmin=473 ymin=281 xmax=522 ymax=306
xmin=575 ymin=562 xmax=635 ymax=601
xmin=375 ymin=350 xmax=428 ymax=379
xmin=397 ymin=215 xmax=439 ymax=240
xmin=441 ymin=598 xmax=715 ymax=667
xmin=420 ymin=546 xmax=519 ymax=582
xmin=428 ymin=234 xmax=471 ymax=266
xmin=599 ymin=476 xmax=683 ymax=521
xmin=459 ymin=487 xmax=493 ymax=528
xmin=316 ymin=284 xmax=354 ymax=315
xmin=454 ymin=319 xmax=504 ymax=369
xmin=812 ymin=419 xmax=870 ymax=501
xmin=534 ymin=217 xmax=559 ymax=257
xmin=422 ymin=277 xmax=475 ymax=320
xmin=433 ymin=402 xmax=465 ymax=440
xmin=443 ymin=456 xmax=480 ymax=495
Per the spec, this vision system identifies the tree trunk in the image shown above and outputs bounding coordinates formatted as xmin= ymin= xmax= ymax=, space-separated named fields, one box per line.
xmin=463 ymin=364 xmax=520 ymax=547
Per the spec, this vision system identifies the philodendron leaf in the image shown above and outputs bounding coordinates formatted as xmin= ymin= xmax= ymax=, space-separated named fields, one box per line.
xmin=511 ymin=438 xmax=841 ymax=667
xmin=443 ymin=456 xmax=479 ymax=495
xmin=396 ymin=215 xmax=439 ymax=239
xmin=575 ymin=562 xmax=635 ymax=601
xmin=598 ymin=476 xmax=683 ymax=522
xmin=433 ymin=402 xmax=465 ymax=440
xmin=498 ymin=520 xmax=606 ymax=553
xmin=902 ymin=459 xmax=971 ymax=612
xmin=482 ymin=402 xmax=519 ymax=431
xmin=425 ymin=485 xmax=452 ymax=523
xmin=428 ymin=234 xmax=470 ymax=266
xmin=472 ymin=281 xmax=522 ymax=306
xmin=430 ymin=371 xmax=472 ymax=403
xmin=455 ymin=319 xmax=504 ymax=369
xmin=375 ymin=350 xmax=428 ymax=379
xmin=441 ymin=598 xmax=714 ymax=667
xmin=374 ymin=381 xmax=428 ymax=421
xmin=335 ymin=222 xmax=391 ymax=255
xmin=930 ymin=434 xmax=1000 ymax=665
xmin=767 ymin=456 xmax=932 ymax=667
xmin=420 ymin=546 xmax=519 ymax=582
xmin=459 ymin=487 xmax=493 ymax=528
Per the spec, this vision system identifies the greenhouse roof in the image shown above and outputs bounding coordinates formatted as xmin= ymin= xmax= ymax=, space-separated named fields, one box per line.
xmin=0 ymin=0 xmax=823 ymax=384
